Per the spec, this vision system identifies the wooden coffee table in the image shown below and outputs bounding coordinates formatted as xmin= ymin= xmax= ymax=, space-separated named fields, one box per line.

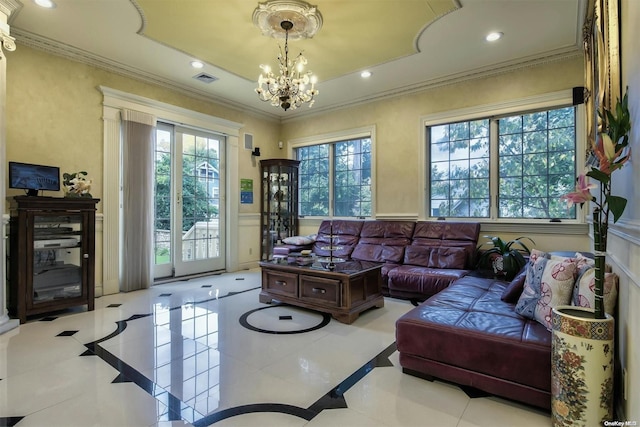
xmin=259 ymin=259 xmax=384 ymax=324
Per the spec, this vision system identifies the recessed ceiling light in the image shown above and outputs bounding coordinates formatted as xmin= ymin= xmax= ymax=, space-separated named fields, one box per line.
xmin=190 ymin=61 xmax=204 ymax=69
xmin=361 ymin=71 xmax=372 ymax=78
xmin=485 ymin=32 xmax=503 ymax=42
xmin=34 ymin=0 xmax=56 ymax=8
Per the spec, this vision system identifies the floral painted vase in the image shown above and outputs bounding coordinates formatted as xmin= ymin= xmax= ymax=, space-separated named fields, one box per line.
xmin=551 ymin=305 xmax=614 ymax=426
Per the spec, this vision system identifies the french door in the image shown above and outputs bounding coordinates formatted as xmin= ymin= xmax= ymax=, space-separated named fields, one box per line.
xmin=154 ymin=123 xmax=226 ymax=279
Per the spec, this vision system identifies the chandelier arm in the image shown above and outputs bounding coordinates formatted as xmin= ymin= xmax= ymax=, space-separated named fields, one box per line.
xmin=255 ymin=18 xmax=318 ymax=111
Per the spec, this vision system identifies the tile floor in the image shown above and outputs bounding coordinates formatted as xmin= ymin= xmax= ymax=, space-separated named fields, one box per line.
xmin=0 ymin=269 xmax=551 ymax=426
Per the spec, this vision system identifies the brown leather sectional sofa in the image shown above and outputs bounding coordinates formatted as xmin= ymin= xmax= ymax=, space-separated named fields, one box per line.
xmin=306 ymin=219 xmax=552 ymax=410
xmin=312 ymin=219 xmax=480 ymax=301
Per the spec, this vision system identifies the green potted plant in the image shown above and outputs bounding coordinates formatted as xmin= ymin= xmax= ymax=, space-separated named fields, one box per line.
xmin=476 ymin=235 xmax=535 ymax=280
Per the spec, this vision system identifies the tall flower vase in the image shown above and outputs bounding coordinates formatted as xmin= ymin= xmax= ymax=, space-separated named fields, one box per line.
xmin=551 ymin=306 xmax=614 ymax=426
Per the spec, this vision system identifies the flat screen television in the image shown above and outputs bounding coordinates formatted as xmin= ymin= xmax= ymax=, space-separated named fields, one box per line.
xmin=9 ymin=161 xmax=60 ymax=196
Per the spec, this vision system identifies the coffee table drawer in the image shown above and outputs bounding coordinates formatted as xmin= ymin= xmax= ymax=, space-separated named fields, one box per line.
xmin=264 ymin=270 xmax=298 ymax=297
xmin=300 ymin=275 xmax=341 ymax=307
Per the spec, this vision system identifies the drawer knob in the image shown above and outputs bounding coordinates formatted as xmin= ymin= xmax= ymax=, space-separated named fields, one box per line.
xmin=312 ymin=287 xmax=326 ymax=294
xmin=275 ymin=280 xmax=286 ymax=286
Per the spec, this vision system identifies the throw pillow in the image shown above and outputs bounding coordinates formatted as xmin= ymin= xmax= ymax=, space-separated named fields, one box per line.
xmin=282 ymin=234 xmax=317 ymax=246
xmin=501 ymin=265 xmax=528 ymax=303
xmin=500 ymin=248 xmax=545 ymax=302
xmin=571 ymin=267 xmax=618 ymax=315
xmin=573 ymin=252 xmax=595 ymax=273
xmin=515 ymin=256 xmax=577 ymax=330
xmin=528 ymin=248 xmax=548 ymax=264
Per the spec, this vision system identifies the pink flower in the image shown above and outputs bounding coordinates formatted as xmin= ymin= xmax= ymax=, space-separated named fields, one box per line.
xmin=560 ymin=174 xmax=595 ymax=208
xmin=593 ymin=134 xmax=631 ymax=175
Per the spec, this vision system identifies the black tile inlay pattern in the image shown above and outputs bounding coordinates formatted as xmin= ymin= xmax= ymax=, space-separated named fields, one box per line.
xmin=192 ymin=342 xmax=399 ymax=426
xmin=235 ymin=277 xmax=245 ymax=280
xmin=279 ymin=315 xmax=293 ymax=320
xmin=0 ymin=416 xmax=24 ymax=427
xmin=80 ymin=286 xmax=261 ymax=423
xmin=239 ymin=305 xmax=331 ymax=334
xmin=39 ymin=316 xmax=57 ymax=322
xmin=57 ymin=330 xmax=79 ymax=336
xmin=201 ymin=285 xmax=212 ymax=288
xmin=159 ymin=293 xmax=172 ymax=297
xmin=73 ymin=285 xmax=491 ymax=426
xmin=107 ymin=303 xmax=122 ymax=308
xmin=308 ymin=342 xmax=397 ymax=414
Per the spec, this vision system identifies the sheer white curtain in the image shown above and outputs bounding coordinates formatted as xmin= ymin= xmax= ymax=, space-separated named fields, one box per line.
xmin=120 ymin=109 xmax=156 ymax=292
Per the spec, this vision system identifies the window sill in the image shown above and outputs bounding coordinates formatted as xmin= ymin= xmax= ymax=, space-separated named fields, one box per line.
xmin=479 ymin=221 xmax=588 ymax=235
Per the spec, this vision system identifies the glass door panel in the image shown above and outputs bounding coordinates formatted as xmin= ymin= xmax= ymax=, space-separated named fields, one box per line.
xmin=154 ymin=124 xmax=225 ymax=279
xmin=32 ymin=213 xmax=83 ymax=303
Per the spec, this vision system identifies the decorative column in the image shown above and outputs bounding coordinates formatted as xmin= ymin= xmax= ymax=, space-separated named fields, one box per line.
xmin=0 ymin=0 xmax=19 ymax=335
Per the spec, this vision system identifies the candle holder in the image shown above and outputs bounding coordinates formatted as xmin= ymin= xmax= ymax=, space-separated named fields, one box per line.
xmin=319 ymin=221 xmax=343 ymax=270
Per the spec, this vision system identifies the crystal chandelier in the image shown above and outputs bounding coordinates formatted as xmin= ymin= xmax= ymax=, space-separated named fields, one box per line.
xmin=255 ymin=20 xmax=318 ymax=111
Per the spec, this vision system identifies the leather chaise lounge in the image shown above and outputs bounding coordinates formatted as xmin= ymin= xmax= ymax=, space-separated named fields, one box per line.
xmin=395 ymin=270 xmax=552 ymax=410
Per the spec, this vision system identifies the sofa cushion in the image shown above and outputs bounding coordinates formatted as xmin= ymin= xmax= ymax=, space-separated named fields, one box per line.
xmin=410 ymin=221 xmax=480 ymax=269
xmin=403 ymin=245 xmax=467 ymax=269
xmin=351 ymin=220 xmax=414 ymax=263
xmin=387 ymin=265 xmax=469 ymax=299
xmin=515 ymin=255 xmax=577 ymax=330
xmin=312 ymin=220 xmax=363 ymax=257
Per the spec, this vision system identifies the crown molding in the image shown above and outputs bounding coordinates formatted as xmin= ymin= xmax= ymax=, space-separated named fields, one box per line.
xmin=11 ymin=29 xmax=282 ymax=123
xmin=0 ymin=0 xmax=21 ymax=20
xmin=282 ymin=46 xmax=583 ymax=123
xmin=11 ymin=25 xmax=582 ymax=126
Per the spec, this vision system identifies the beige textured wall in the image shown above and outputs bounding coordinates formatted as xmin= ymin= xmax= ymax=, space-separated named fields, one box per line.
xmin=5 ymin=45 xmax=281 ymax=282
xmin=5 ymin=45 xmax=280 ymax=214
xmin=282 ymin=56 xmax=585 ymax=217
xmin=285 ymin=56 xmax=590 ymax=255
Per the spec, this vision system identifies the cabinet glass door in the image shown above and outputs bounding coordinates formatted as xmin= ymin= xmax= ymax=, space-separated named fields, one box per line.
xmin=260 ymin=160 xmax=299 ymax=260
xmin=31 ymin=214 xmax=84 ymax=305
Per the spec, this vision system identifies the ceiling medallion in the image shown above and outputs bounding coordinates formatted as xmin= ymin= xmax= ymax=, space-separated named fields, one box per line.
xmin=252 ymin=0 xmax=323 ymax=40
xmin=253 ymin=0 xmax=321 ymax=111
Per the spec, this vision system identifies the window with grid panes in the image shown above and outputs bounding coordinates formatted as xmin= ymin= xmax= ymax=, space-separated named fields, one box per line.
xmin=428 ymin=106 xmax=577 ymax=220
xmin=296 ymin=137 xmax=372 ymax=217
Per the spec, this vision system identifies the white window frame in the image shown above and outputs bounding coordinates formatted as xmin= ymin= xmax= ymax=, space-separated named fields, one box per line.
xmin=289 ymin=125 xmax=376 ymax=219
xmin=420 ymin=90 xmax=587 ymax=228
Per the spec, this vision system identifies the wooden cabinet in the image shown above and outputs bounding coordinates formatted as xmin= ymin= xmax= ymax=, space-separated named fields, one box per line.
xmin=259 ymin=261 xmax=384 ymax=324
xmin=260 ymin=159 xmax=300 ymax=261
xmin=8 ymin=196 xmax=99 ymax=323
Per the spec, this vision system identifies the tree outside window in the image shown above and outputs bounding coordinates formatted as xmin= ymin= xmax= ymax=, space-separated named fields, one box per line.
xmin=429 ymin=106 xmax=576 ymax=220
xmin=297 ymin=137 xmax=372 ymax=217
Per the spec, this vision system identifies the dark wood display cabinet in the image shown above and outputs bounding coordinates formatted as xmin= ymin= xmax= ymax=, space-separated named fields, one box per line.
xmin=8 ymin=196 xmax=99 ymax=323
xmin=260 ymin=159 xmax=300 ymax=261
